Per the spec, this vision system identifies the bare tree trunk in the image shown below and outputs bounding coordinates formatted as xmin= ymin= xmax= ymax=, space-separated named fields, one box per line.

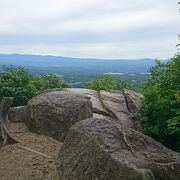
xmin=0 ymin=97 xmax=18 ymax=146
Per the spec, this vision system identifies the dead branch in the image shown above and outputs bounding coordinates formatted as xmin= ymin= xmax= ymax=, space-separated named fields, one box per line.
xmin=0 ymin=97 xmax=18 ymax=145
xmin=17 ymin=145 xmax=53 ymax=159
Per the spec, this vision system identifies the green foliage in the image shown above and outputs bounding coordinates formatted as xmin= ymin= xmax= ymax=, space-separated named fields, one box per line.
xmin=0 ymin=67 xmax=69 ymax=106
xmin=85 ymin=74 xmax=116 ymax=91
xmin=86 ymin=74 xmax=138 ymax=91
xmin=177 ymin=35 xmax=180 ymax=50
xmin=142 ymin=54 xmax=180 ymax=151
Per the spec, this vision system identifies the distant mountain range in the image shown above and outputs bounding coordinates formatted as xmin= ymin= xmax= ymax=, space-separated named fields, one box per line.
xmin=0 ymin=54 xmax=165 ymax=86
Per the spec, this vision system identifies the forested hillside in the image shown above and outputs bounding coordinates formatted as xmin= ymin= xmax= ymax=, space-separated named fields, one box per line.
xmin=0 ymin=54 xmax=158 ymax=86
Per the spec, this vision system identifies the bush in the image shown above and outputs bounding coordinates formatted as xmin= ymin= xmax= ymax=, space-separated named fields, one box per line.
xmin=142 ymin=54 xmax=180 ymax=151
xmin=86 ymin=74 xmax=138 ymax=92
xmin=0 ymin=67 xmax=69 ymax=106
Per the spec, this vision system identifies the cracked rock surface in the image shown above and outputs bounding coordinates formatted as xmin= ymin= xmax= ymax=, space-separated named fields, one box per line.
xmin=57 ymin=118 xmax=180 ymax=180
xmin=64 ymin=88 xmax=143 ymax=131
xmin=55 ymin=89 xmax=180 ymax=180
xmin=1 ymin=88 xmax=180 ymax=180
xmin=10 ymin=88 xmax=143 ymax=137
xmin=12 ymin=88 xmax=142 ymax=142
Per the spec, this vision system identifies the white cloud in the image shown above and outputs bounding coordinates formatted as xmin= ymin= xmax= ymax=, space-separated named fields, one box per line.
xmin=0 ymin=0 xmax=179 ymax=58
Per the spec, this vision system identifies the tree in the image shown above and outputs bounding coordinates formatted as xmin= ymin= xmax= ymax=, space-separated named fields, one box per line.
xmin=142 ymin=54 xmax=180 ymax=151
xmin=177 ymin=1 xmax=180 ymax=49
xmin=177 ymin=35 xmax=180 ymax=50
xmin=0 ymin=97 xmax=18 ymax=145
xmin=0 ymin=67 xmax=69 ymax=106
xmin=86 ymin=74 xmax=139 ymax=92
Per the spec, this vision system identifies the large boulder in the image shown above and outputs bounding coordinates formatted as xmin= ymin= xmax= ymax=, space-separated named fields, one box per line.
xmin=44 ymin=89 xmax=142 ymax=129
xmin=57 ymin=118 xmax=180 ymax=180
xmin=44 ymin=88 xmax=110 ymax=117
xmin=8 ymin=106 xmax=27 ymax=122
xmin=26 ymin=91 xmax=93 ymax=141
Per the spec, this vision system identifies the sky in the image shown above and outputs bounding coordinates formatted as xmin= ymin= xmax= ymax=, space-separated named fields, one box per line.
xmin=0 ymin=0 xmax=180 ymax=59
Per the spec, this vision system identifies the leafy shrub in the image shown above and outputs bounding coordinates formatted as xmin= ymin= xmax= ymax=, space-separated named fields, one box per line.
xmin=86 ymin=74 xmax=138 ymax=91
xmin=142 ymin=54 xmax=180 ymax=151
xmin=0 ymin=67 xmax=69 ymax=106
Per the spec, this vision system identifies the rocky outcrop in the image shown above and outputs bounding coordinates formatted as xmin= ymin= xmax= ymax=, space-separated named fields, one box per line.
xmin=57 ymin=118 xmax=180 ymax=180
xmin=9 ymin=88 xmax=143 ymax=139
xmin=64 ymin=88 xmax=109 ymax=116
xmin=99 ymin=90 xmax=134 ymax=128
xmin=8 ymin=106 xmax=27 ymax=122
xmin=123 ymin=89 xmax=144 ymax=132
xmin=123 ymin=89 xmax=144 ymax=113
xmin=64 ymin=89 xmax=145 ymax=131
xmin=64 ymin=89 xmax=141 ymax=130
xmin=26 ymin=91 xmax=93 ymax=141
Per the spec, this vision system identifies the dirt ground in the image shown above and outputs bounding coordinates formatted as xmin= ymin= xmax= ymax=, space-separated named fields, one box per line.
xmin=0 ymin=123 xmax=62 ymax=180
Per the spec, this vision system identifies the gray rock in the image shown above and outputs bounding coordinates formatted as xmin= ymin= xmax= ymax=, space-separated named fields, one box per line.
xmin=123 ymin=89 xmax=144 ymax=132
xmin=123 ymin=89 xmax=144 ymax=113
xmin=100 ymin=91 xmax=134 ymax=128
xmin=57 ymin=118 xmax=180 ymax=180
xmin=26 ymin=91 xmax=93 ymax=141
xmin=64 ymin=88 xmax=109 ymax=116
xmin=8 ymin=106 xmax=27 ymax=122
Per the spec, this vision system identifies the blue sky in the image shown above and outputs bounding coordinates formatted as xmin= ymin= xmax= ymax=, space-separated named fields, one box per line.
xmin=0 ymin=0 xmax=180 ymax=59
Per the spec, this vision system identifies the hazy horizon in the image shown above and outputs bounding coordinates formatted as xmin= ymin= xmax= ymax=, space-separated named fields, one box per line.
xmin=0 ymin=53 xmax=157 ymax=61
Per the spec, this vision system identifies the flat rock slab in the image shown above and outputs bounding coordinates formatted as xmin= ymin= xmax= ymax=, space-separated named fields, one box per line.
xmin=57 ymin=118 xmax=180 ymax=180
